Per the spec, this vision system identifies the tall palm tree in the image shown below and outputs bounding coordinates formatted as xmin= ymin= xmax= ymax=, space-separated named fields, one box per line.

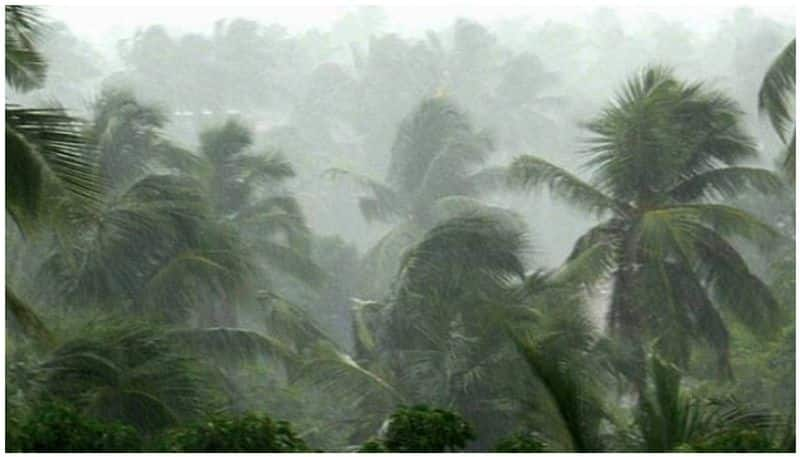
xmin=328 ymin=97 xmax=506 ymax=297
xmin=306 ymin=214 xmax=560 ymax=448
xmin=509 ymin=66 xmax=785 ymax=379
xmin=192 ymin=119 xmax=324 ymax=324
xmin=758 ymin=38 xmax=795 ymax=182
xmin=6 ymin=6 xmax=101 ymax=343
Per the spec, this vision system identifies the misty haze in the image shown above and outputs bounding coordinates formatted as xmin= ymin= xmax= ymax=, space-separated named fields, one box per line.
xmin=5 ymin=3 xmax=796 ymax=452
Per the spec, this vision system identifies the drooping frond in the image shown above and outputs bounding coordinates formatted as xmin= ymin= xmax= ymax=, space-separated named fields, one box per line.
xmin=199 ymin=118 xmax=253 ymax=163
xmin=554 ymin=220 xmax=624 ymax=287
xmin=258 ymin=290 xmax=333 ymax=351
xmin=324 ymin=167 xmax=404 ymax=223
xmin=511 ymin=306 xmax=606 ymax=451
xmin=6 ymin=287 xmax=54 ymax=346
xmin=386 ymin=97 xmax=488 ymax=195
xmin=691 ymin=226 xmax=782 ymax=335
xmin=135 ymin=245 xmax=251 ymax=323
xmin=758 ymin=39 xmax=795 ymax=143
xmin=668 ymin=167 xmax=785 ymax=202
xmin=56 ymin=174 xmax=209 ymax=309
xmin=6 ymin=107 xmax=101 ymax=232
xmin=297 ymin=341 xmax=405 ymax=406
xmin=351 ymin=298 xmax=386 ymax=360
xmin=39 ymin=320 xmax=207 ymax=432
xmin=508 ymin=155 xmax=620 ymax=217
xmin=5 ymin=5 xmax=47 ymax=92
xmin=256 ymin=241 xmax=326 ymax=286
xmin=357 ymin=222 xmax=424 ymax=299
xmin=783 ymin=130 xmax=795 ymax=183
xmin=168 ymin=327 xmax=298 ymax=367
xmin=234 ymin=152 xmax=296 ymax=185
xmin=397 ymin=215 xmax=528 ymax=297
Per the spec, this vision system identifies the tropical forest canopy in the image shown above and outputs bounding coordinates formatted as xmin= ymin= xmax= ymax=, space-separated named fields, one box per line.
xmin=5 ymin=4 xmax=796 ymax=452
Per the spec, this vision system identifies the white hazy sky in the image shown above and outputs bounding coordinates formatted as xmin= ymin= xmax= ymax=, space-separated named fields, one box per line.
xmin=44 ymin=1 xmax=795 ymax=45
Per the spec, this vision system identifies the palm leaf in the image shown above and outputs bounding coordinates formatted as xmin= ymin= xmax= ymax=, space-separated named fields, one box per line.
xmin=508 ymin=155 xmax=620 ymax=217
xmin=324 ymin=167 xmax=404 ymax=223
xmin=5 ymin=6 xmax=47 ymax=92
xmin=5 ymin=287 xmax=54 ymax=346
xmin=668 ymin=167 xmax=784 ymax=202
xmin=168 ymin=327 xmax=298 ymax=367
xmin=297 ymin=341 xmax=405 ymax=405
xmin=6 ymin=107 xmax=102 ymax=231
xmin=758 ymin=39 xmax=795 ymax=143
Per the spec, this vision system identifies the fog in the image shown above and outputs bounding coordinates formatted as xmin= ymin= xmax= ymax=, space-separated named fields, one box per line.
xmin=6 ymin=3 xmax=796 ymax=452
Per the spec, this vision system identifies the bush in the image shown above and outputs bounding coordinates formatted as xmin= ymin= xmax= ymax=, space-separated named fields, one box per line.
xmin=361 ymin=405 xmax=475 ymax=451
xmin=164 ymin=413 xmax=310 ymax=451
xmin=493 ymin=431 xmax=547 ymax=452
xmin=6 ymin=401 xmax=141 ymax=451
xmin=679 ymin=428 xmax=776 ymax=451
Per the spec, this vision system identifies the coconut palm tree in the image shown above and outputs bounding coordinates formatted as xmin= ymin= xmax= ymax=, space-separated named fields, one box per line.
xmin=327 ymin=97 xmax=506 ymax=298
xmin=508 ymin=66 xmax=785 ymax=379
xmin=758 ymin=38 xmax=795 ymax=182
xmin=6 ymin=6 xmax=102 ymax=343
xmin=305 ymin=213 xmax=577 ymax=448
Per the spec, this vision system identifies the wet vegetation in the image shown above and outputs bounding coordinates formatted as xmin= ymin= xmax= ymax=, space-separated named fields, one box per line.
xmin=5 ymin=5 xmax=796 ymax=452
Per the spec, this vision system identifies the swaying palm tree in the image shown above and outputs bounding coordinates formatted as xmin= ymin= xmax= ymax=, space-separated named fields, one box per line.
xmin=328 ymin=96 xmax=506 ymax=297
xmin=758 ymin=38 xmax=795 ymax=182
xmin=509 ymin=66 xmax=785 ymax=379
xmin=6 ymin=6 xmax=102 ymax=343
xmin=307 ymin=214 xmax=555 ymax=448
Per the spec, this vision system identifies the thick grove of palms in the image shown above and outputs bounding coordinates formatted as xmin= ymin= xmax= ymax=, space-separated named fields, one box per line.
xmin=509 ymin=66 xmax=785 ymax=379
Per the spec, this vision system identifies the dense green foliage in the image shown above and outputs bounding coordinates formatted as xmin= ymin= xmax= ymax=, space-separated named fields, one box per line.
xmin=492 ymin=432 xmax=547 ymax=452
xmin=164 ymin=413 xmax=310 ymax=451
xmin=5 ymin=5 xmax=795 ymax=453
xmin=6 ymin=402 xmax=141 ymax=451
xmin=359 ymin=405 xmax=475 ymax=451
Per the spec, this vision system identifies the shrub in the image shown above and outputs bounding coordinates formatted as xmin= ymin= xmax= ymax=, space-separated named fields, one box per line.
xmin=164 ymin=413 xmax=310 ymax=451
xmin=493 ymin=431 xmax=547 ymax=452
xmin=680 ymin=428 xmax=776 ymax=451
xmin=6 ymin=401 xmax=141 ymax=451
xmin=361 ymin=405 xmax=475 ymax=451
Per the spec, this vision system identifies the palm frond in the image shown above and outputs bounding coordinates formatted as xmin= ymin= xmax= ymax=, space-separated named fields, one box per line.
xmin=258 ymin=290 xmax=333 ymax=351
xmin=692 ymin=226 xmax=782 ymax=335
xmin=783 ymin=130 xmax=795 ymax=182
xmin=168 ymin=327 xmax=298 ymax=367
xmin=511 ymin=308 xmax=606 ymax=451
xmin=297 ymin=341 xmax=405 ymax=406
xmin=668 ymin=167 xmax=784 ymax=202
xmin=758 ymin=39 xmax=795 ymax=143
xmin=508 ymin=155 xmax=620 ymax=217
xmin=397 ymin=215 xmax=528 ymax=298
xmin=39 ymin=319 xmax=208 ymax=432
xmin=554 ymin=220 xmax=623 ymax=287
xmin=676 ymin=203 xmax=783 ymax=248
xmin=324 ymin=167 xmax=404 ymax=223
xmin=386 ymin=97 xmax=484 ymax=195
xmin=5 ymin=6 xmax=47 ymax=91
xmin=6 ymin=107 xmax=102 ymax=231
xmin=6 ymin=287 xmax=54 ymax=346
xmin=256 ymin=240 xmax=327 ymax=286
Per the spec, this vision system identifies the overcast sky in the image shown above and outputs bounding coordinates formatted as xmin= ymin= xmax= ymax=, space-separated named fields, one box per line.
xmin=45 ymin=2 xmax=795 ymax=45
